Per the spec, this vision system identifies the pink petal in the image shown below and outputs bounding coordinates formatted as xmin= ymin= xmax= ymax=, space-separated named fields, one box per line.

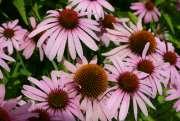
xmin=118 ymin=93 xmax=130 ymax=121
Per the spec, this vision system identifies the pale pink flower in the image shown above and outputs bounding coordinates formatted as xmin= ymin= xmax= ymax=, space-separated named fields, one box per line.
xmin=20 ymin=17 xmax=45 ymax=61
xmin=0 ymin=20 xmax=27 ymax=54
xmin=22 ymin=71 xmax=84 ymax=121
xmin=29 ymin=8 xmax=99 ymax=62
xmin=130 ymin=0 xmax=161 ymax=23
xmin=177 ymin=0 xmax=180 ymax=11
xmin=27 ymin=108 xmax=59 ymax=121
xmin=156 ymin=40 xmax=180 ymax=87
xmin=102 ymin=19 xmax=159 ymax=60
xmin=99 ymin=14 xmax=129 ymax=47
xmin=166 ymin=82 xmax=180 ymax=112
xmin=63 ymin=57 xmax=110 ymax=121
xmin=0 ymin=84 xmax=35 ymax=121
xmin=104 ymin=58 xmax=155 ymax=121
xmin=0 ymin=50 xmax=15 ymax=79
xmin=68 ymin=0 xmax=114 ymax=20
xmin=122 ymin=44 xmax=169 ymax=98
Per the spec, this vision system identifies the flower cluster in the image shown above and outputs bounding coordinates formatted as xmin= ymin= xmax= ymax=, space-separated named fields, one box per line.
xmin=0 ymin=0 xmax=179 ymax=121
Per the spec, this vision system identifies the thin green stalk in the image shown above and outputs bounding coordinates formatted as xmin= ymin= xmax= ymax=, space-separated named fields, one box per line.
xmin=51 ymin=60 xmax=58 ymax=70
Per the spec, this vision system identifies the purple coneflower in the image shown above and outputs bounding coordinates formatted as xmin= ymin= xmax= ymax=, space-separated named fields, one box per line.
xmin=20 ymin=17 xmax=45 ymax=61
xmin=27 ymin=108 xmax=56 ymax=121
xmin=63 ymin=57 xmax=110 ymax=121
xmin=130 ymin=0 xmax=161 ymax=23
xmin=22 ymin=71 xmax=84 ymax=121
xmin=0 ymin=20 xmax=27 ymax=54
xmin=166 ymin=82 xmax=180 ymax=112
xmin=103 ymin=19 xmax=159 ymax=60
xmin=99 ymin=14 xmax=129 ymax=46
xmin=68 ymin=0 xmax=114 ymax=20
xmin=156 ymin=40 xmax=180 ymax=87
xmin=0 ymin=84 xmax=35 ymax=121
xmin=29 ymin=8 xmax=100 ymax=62
xmin=104 ymin=58 xmax=155 ymax=121
xmin=123 ymin=44 xmax=169 ymax=97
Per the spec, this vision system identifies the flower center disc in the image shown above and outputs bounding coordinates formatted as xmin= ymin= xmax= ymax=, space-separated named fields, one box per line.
xmin=145 ymin=1 xmax=154 ymax=11
xmin=0 ymin=107 xmax=11 ymax=121
xmin=101 ymin=14 xmax=116 ymax=29
xmin=48 ymin=89 xmax=69 ymax=110
xmin=74 ymin=64 xmax=108 ymax=99
xmin=128 ymin=30 xmax=157 ymax=55
xmin=59 ymin=9 xmax=79 ymax=29
xmin=137 ymin=59 xmax=154 ymax=74
xmin=163 ymin=51 xmax=177 ymax=65
xmin=28 ymin=109 xmax=51 ymax=121
xmin=118 ymin=72 xmax=139 ymax=93
xmin=3 ymin=29 xmax=14 ymax=39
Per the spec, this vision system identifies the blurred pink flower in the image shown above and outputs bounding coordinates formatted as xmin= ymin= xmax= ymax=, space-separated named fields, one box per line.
xmin=104 ymin=58 xmax=155 ymax=121
xmin=176 ymin=0 xmax=180 ymax=11
xmin=0 ymin=84 xmax=35 ymax=121
xmin=0 ymin=50 xmax=15 ymax=79
xmin=166 ymin=82 xmax=180 ymax=112
xmin=0 ymin=20 xmax=27 ymax=54
xmin=29 ymin=8 xmax=100 ymax=62
xmin=20 ymin=17 xmax=45 ymax=61
xmin=103 ymin=19 xmax=158 ymax=60
xmin=68 ymin=0 xmax=114 ymax=20
xmin=123 ymin=44 xmax=169 ymax=97
xmin=156 ymin=40 xmax=180 ymax=87
xmin=63 ymin=57 xmax=110 ymax=121
xmin=27 ymin=108 xmax=57 ymax=121
xmin=99 ymin=14 xmax=129 ymax=47
xmin=130 ymin=0 xmax=161 ymax=23
xmin=22 ymin=71 xmax=84 ymax=121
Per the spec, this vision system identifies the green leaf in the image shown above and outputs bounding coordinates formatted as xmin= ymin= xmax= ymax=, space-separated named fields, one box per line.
xmin=13 ymin=0 xmax=28 ymax=25
xmin=158 ymin=95 xmax=165 ymax=104
xmin=163 ymin=13 xmax=175 ymax=34
xmin=32 ymin=3 xmax=41 ymax=21
xmin=176 ymin=112 xmax=180 ymax=119
xmin=128 ymin=12 xmax=138 ymax=24
xmin=166 ymin=33 xmax=180 ymax=49
xmin=155 ymin=0 xmax=165 ymax=6
xmin=176 ymin=25 xmax=180 ymax=30
xmin=150 ymin=22 xmax=156 ymax=32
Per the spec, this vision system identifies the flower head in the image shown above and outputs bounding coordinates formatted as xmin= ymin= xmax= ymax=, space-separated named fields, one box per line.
xmin=63 ymin=57 xmax=109 ymax=121
xmin=27 ymin=108 xmax=56 ymax=121
xmin=22 ymin=71 xmax=84 ymax=121
xmin=19 ymin=17 xmax=45 ymax=61
xmin=0 ymin=84 xmax=35 ymax=121
xmin=103 ymin=19 xmax=158 ymax=60
xmin=0 ymin=20 xmax=27 ymax=54
xmin=29 ymin=8 xmax=100 ymax=62
xmin=28 ymin=109 xmax=52 ymax=121
xmin=130 ymin=0 xmax=161 ymax=23
xmin=104 ymin=58 xmax=155 ymax=121
xmin=68 ymin=0 xmax=114 ymax=20
xmin=156 ymin=40 xmax=180 ymax=87
xmin=166 ymin=82 xmax=180 ymax=112
xmin=99 ymin=14 xmax=129 ymax=46
xmin=123 ymin=53 xmax=169 ymax=97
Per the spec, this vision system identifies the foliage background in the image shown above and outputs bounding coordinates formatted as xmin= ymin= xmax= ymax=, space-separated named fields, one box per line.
xmin=0 ymin=0 xmax=180 ymax=121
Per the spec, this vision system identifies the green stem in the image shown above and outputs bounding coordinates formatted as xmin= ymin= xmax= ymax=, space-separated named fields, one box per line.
xmin=51 ymin=60 xmax=58 ymax=70
xmin=12 ymin=63 xmax=20 ymax=77
xmin=17 ymin=51 xmax=26 ymax=70
xmin=15 ymin=51 xmax=31 ymax=76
